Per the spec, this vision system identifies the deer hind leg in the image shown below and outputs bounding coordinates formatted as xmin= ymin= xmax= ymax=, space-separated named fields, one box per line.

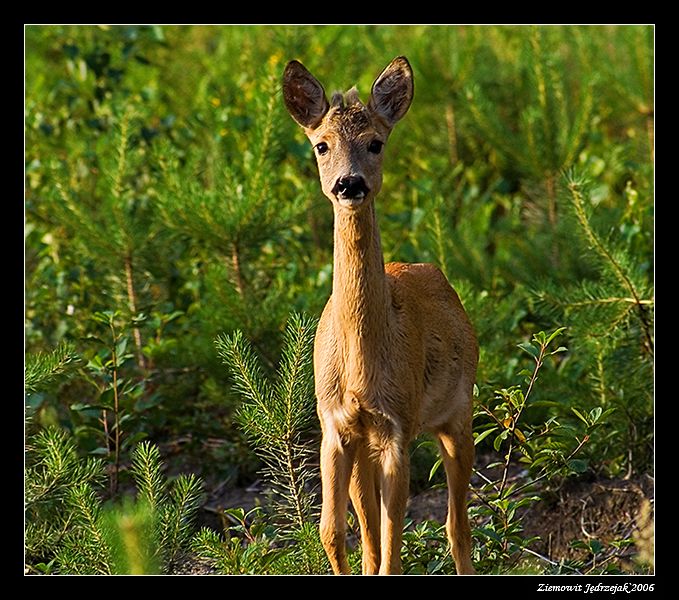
xmin=436 ymin=421 xmax=476 ymax=575
xmin=349 ymin=444 xmax=381 ymax=574
xmin=378 ymin=439 xmax=410 ymax=574
xmin=319 ymin=432 xmax=355 ymax=574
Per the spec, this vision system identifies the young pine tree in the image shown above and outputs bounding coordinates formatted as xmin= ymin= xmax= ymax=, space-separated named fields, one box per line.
xmin=533 ymin=170 xmax=653 ymax=476
xmin=199 ymin=313 xmax=328 ymax=574
xmin=25 ymin=433 xmax=203 ymax=575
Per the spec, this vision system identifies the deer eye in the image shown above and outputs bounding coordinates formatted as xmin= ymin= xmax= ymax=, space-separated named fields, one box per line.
xmin=367 ymin=140 xmax=383 ymax=154
xmin=315 ymin=142 xmax=329 ymax=156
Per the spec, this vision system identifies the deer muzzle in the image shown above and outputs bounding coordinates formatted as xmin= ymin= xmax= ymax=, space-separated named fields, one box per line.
xmin=332 ymin=175 xmax=370 ymax=207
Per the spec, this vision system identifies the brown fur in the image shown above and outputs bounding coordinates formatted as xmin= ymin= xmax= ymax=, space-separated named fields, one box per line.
xmin=283 ymin=56 xmax=477 ymax=575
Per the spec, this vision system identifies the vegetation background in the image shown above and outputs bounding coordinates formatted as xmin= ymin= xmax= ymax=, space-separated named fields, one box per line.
xmin=25 ymin=24 xmax=654 ymax=575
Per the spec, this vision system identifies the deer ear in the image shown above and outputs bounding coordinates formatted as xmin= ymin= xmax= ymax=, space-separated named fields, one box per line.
xmin=283 ymin=60 xmax=330 ymax=130
xmin=368 ymin=56 xmax=414 ymax=127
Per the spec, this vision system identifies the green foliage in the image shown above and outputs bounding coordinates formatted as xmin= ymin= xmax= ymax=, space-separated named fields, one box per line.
xmin=25 ymin=434 xmax=203 ymax=574
xmin=190 ymin=315 xmax=329 ymax=574
xmin=470 ymin=329 xmax=577 ymax=573
xmin=465 ymin=27 xmax=595 ymax=181
xmin=102 ymin=498 xmax=159 ymax=575
xmin=215 ymin=313 xmax=319 ymax=531
xmin=192 ymin=516 xmax=277 ymax=575
xmin=130 ymin=441 xmax=204 ymax=571
xmin=25 ymin=428 xmax=107 ymax=572
xmin=402 ymin=520 xmax=455 ymax=574
xmin=533 ymin=171 xmax=654 ymax=476
xmin=25 ymin=341 xmax=80 ymax=395
xmin=192 ymin=508 xmax=329 ymax=575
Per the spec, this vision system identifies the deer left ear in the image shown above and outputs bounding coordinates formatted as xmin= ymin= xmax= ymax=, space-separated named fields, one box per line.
xmin=368 ymin=56 xmax=414 ymax=127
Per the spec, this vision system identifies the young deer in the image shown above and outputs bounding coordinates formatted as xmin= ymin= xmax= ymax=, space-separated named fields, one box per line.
xmin=283 ymin=56 xmax=477 ymax=575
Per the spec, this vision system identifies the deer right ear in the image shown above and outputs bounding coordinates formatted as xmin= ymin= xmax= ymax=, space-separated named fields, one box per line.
xmin=283 ymin=60 xmax=330 ymax=130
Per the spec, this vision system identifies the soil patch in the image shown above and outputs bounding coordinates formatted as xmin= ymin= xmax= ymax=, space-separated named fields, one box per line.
xmin=521 ymin=474 xmax=654 ymax=570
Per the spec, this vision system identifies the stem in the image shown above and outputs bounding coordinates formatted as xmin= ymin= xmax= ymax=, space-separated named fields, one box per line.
xmin=646 ymin=113 xmax=654 ymax=164
xmin=522 ymin=547 xmax=583 ymax=574
xmin=124 ymin=252 xmax=146 ymax=370
xmin=109 ymin=320 xmax=121 ymax=496
xmin=594 ymin=342 xmax=607 ymax=407
xmin=498 ymin=346 xmax=545 ymax=498
xmin=284 ymin=439 xmax=305 ymax=531
xmin=507 ymin=434 xmax=590 ymax=500
xmin=100 ymin=408 xmax=112 ymax=494
xmin=545 ymin=173 xmax=560 ymax=269
xmin=445 ymin=102 xmax=459 ymax=166
xmin=231 ymin=241 xmax=246 ymax=297
xmin=566 ymin=297 xmax=654 ymax=308
xmin=432 ymin=209 xmax=451 ymax=283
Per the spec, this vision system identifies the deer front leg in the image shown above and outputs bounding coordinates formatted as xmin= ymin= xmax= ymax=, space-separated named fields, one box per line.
xmin=319 ymin=431 xmax=355 ymax=575
xmin=378 ymin=440 xmax=410 ymax=575
xmin=349 ymin=443 xmax=381 ymax=574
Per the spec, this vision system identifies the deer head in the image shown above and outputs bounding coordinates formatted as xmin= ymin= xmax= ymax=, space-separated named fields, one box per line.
xmin=283 ymin=56 xmax=414 ymax=210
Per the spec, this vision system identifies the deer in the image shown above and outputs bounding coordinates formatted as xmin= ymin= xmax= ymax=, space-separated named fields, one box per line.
xmin=282 ymin=56 xmax=478 ymax=575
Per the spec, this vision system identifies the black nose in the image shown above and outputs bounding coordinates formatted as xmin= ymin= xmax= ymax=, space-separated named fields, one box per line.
xmin=332 ymin=175 xmax=369 ymax=199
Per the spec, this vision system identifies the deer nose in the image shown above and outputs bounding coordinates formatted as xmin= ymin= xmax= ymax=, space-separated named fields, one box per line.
xmin=333 ymin=175 xmax=369 ymax=200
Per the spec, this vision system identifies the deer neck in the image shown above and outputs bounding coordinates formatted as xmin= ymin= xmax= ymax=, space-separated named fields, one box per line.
xmin=331 ymin=203 xmax=389 ymax=387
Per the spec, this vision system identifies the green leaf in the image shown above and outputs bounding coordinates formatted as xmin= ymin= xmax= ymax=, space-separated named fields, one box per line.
xmin=493 ymin=429 xmax=509 ymax=451
xmin=508 ymin=389 xmax=525 ymax=409
xmin=473 ymin=426 xmax=498 ymax=446
xmin=113 ymin=352 xmax=134 ymax=369
xmin=87 ymin=355 xmax=106 ymax=371
xmin=517 ymin=341 xmax=539 ymax=359
xmin=567 ymin=458 xmax=588 ymax=474
xmin=162 ymin=310 xmax=184 ymax=324
xmin=99 ymin=388 xmax=116 ymax=410
xmin=428 ymin=457 xmax=443 ymax=481
xmin=476 ymin=526 xmax=503 ymax=543
xmin=517 ymin=368 xmax=533 ymax=380
xmin=71 ymin=402 xmax=96 ymax=412
xmin=131 ymin=313 xmax=148 ymax=325
xmin=74 ymin=424 xmax=106 ymax=438
xmin=224 ymin=507 xmax=247 ymax=524
xmin=115 ymin=338 xmax=128 ymax=359
xmin=544 ymin=327 xmax=567 ymax=346
xmin=571 ymin=407 xmax=589 ymax=425
xmin=589 ymin=406 xmax=603 ymax=423
xmin=533 ymin=331 xmax=547 ymax=346
xmin=92 ymin=311 xmax=114 ymax=325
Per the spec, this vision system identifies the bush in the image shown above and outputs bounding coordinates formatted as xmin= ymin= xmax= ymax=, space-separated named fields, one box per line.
xmin=25 ymin=434 xmax=203 ymax=575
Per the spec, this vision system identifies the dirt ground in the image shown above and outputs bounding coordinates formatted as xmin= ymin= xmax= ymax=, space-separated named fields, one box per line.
xmin=191 ymin=468 xmax=654 ymax=574
xmin=520 ymin=474 xmax=654 ymax=570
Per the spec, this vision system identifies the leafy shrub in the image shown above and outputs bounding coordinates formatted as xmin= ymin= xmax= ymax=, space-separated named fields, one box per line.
xmin=25 ymin=434 xmax=203 ymax=574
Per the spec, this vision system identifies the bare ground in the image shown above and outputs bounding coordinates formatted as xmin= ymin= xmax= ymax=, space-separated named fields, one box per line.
xmin=162 ymin=440 xmax=654 ymax=575
xmin=187 ymin=474 xmax=653 ymax=574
